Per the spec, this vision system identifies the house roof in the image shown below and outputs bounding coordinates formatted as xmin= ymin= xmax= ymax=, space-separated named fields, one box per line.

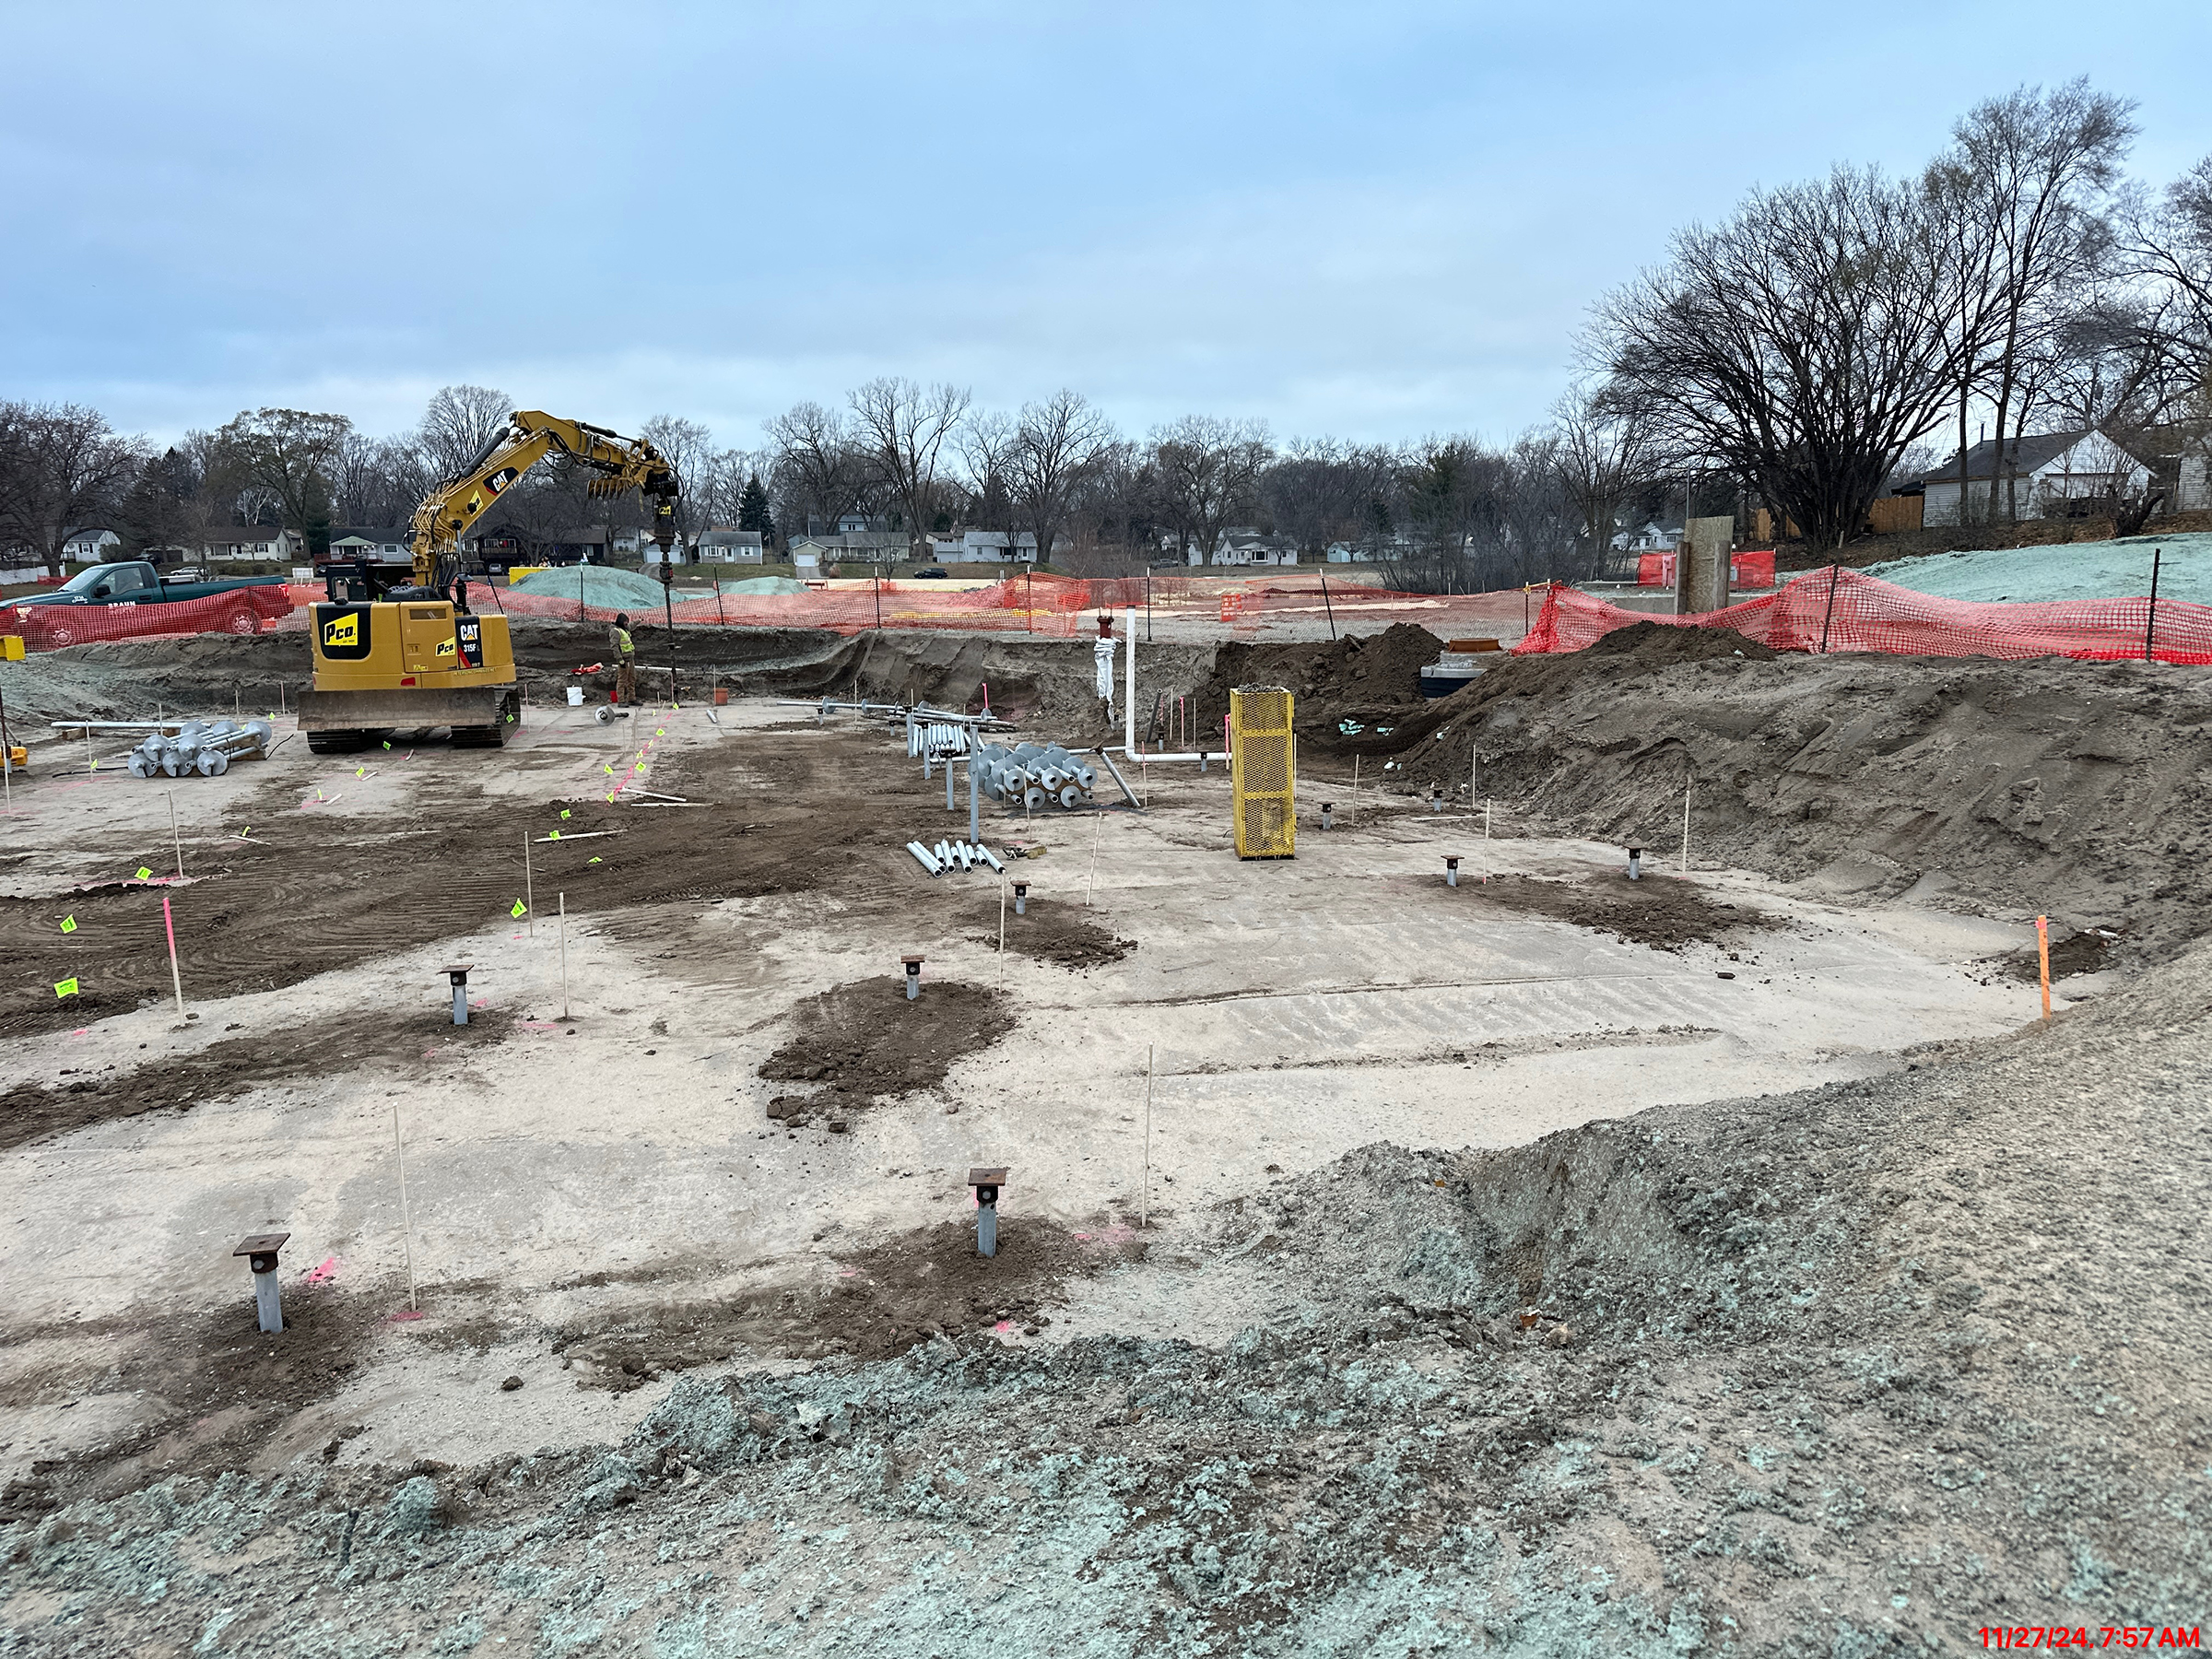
xmin=208 ymin=526 xmax=284 ymax=543
xmin=698 ymin=529 xmax=764 ymax=546
xmin=1921 ymin=428 xmax=2159 ymax=484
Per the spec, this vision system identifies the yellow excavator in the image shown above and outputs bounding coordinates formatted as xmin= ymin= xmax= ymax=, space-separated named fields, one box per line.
xmin=300 ymin=410 xmax=679 ymax=752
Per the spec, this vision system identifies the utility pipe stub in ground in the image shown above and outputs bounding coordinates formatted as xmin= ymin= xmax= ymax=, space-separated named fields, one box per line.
xmin=1013 ymin=881 xmax=1029 ymax=914
xmin=901 ymin=954 xmax=924 ymax=1000
xmin=234 ymin=1231 xmax=289 ymax=1334
xmin=1627 ymin=847 xmax=1643 ymax=881
xmin=1321 ymin=803 xmax=1334 ymax=830
xmin=1443 ymin=855 xmax=1461 ymax=888
xmin=443 ymin=962 xmax=475 ymax=1025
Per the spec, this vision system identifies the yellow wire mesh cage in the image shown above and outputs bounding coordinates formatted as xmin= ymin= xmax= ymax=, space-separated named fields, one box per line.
xmin=1230 ymin=685 xmax=1296 ymax=859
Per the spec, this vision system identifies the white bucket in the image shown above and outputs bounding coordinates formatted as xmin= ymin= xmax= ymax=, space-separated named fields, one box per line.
xmin=566 ymin=686 xmax=585 ymax=707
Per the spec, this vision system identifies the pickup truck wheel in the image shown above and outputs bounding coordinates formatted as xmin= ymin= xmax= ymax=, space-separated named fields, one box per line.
xmin=224 ymin=606 xmax=261 ymax=636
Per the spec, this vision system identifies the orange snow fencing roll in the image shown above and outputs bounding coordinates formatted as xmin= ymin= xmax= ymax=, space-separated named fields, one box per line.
xmin=6 ymin=586 xmax=297 ymax=652
xmin=1514 ymin=567 xmax=2212 ymax=665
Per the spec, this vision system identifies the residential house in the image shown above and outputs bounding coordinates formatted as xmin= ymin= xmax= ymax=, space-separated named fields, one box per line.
xmin=323 ymin=527 xmax=413 ymax=567
xmin=1613 ymin=522 xmax=1682 ymax=554
xmin=925 ymin=529 xmax=1045 ymax=564
xmin=543 ymin=526 xmax=613 ymax=563
xmin=1919 ymin=429 xmax=2157 ymax=526
xmin=697 ymin=528 xmax=766 ymax=563
xmin=1324 ymin=542 xmax=1375 ymax=563
xmin=1209 ymin=529 xmax=1299 ymax=567
xmin=62 ymin=527 xmax=123 ymax=561
xmin=204 ymin=526 xmax=294 ymax=562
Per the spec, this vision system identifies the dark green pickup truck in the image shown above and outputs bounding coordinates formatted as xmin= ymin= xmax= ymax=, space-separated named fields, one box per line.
xmin=6 ymin=560 xmax=293 ymax=646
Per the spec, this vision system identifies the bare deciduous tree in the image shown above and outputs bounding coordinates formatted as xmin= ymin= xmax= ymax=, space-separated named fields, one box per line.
xmin=1592 ymin=167 xmax=1978 ymax=549
xmin=0 ymin=401 xmax=149 ymax=576
xmin=1008 ymin=390 xmax=1115 ymax=566
xmin=1257 ymin=438 xmax=1395 ymax=560
xmin=958 ymin=410 xmax=1018 ymax=533
xmin=1149 ymin=415 xmax=1272 ymax=562
xmin=767 ymin=401 xmax=863 ymax=539
xmin=1938 ymin=80 xmax=2136 ymax=522
xmin=417 ymin=385 xmax=514 ymax=486
xmin=1551 ymin=386 xmax=1656 ymax=573
xmin=209 ymin=408 xmax=354 ymax=556
xmin=847 ymin=378 xmax=971 ymax=558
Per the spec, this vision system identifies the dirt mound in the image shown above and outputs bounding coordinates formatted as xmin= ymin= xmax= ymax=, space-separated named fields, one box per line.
xmin=758 ymin=975 xmax=1014 ymax=1114
xmin=1188 ymin=622 xmax=1441 ymax=738
xmin=965 ymin=893 xmax=1134 ymax=971
xmin=1465 ymin=871 xmax=1766 ymax=951
xmin=1323 ymin=647 xmax=2212 ymax=962
xmin=1583 ymin=618 xmax=1776 ymax=664
xmin=559 ymin=1218 xmax=1147 ymax=1386
xmin=5 ymin=1006 xmax=515 ymax=1151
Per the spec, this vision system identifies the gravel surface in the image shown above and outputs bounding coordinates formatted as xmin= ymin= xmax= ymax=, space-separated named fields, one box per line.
xmin=6 ymin=941 xmax=2204 ymax=1654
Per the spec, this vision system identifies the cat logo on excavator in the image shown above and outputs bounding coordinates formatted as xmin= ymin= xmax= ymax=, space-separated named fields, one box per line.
xmin=323 ymin=613 xmax=359 ymax=649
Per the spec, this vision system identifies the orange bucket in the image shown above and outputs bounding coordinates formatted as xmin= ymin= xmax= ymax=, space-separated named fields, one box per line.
xmin=712 ymin=688 xmax=729 ymax=706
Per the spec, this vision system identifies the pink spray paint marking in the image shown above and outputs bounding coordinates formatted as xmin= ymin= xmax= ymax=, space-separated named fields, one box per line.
xmin=994 ymin=1320 xmax=1018 ymax=1335
xmin=387 ymin=1309 xmax=424 ymax=1324
xmin=303 ymin=1256 xmax=339 ymax=1285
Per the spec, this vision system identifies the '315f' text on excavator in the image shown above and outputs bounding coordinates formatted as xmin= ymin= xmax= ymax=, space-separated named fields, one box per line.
xmin=299 ymin=410 xmax=678 ymax=753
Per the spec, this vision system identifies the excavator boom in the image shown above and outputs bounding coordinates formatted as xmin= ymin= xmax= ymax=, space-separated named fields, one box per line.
xmin=407 ymin=410 xmax=680 ymax=585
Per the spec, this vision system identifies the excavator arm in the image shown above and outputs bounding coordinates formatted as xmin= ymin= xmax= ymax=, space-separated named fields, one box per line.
xmin=408 ymin=410 xmax=680 ymax=585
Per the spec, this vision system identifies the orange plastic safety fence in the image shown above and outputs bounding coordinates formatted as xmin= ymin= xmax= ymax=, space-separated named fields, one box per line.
xmin=1513 ymin=567 xmax=2212 ymax=665
xmin=6 ymin=586 xmax=296 ymax=652
xmin=488 ymin=585 xmax=1081 ymax=637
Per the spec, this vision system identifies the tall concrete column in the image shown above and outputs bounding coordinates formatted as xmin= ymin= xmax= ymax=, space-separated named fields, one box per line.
xmin=1675 ymin=517 xmax=1734 ymax=615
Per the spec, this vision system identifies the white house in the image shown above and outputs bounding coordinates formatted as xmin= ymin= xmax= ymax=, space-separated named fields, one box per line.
xmin=697 ymin=528 xmax=766 ymax=563
xmin=1613 ymin=522 xmax=1682 ymax=553
xmin=1209 ymin=530 xmax=1299 ymax=567
xmin=62 ymin=527 xmax=123 ymax=561
xmin=1920 ymin=428 xmax=2155 ymax=526
xmin=204 ymin=527 xmax=293 ymax=562
xmin=926 ymin=529 xmax=1045 ymax=564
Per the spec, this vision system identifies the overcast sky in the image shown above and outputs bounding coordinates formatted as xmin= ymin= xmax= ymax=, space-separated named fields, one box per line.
xmin=4 ymin=2 xmax=2208 ymax=454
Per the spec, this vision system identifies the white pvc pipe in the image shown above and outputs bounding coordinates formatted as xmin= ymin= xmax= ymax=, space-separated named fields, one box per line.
xmin=1124 ymin=605 xmax=1135 ymax=761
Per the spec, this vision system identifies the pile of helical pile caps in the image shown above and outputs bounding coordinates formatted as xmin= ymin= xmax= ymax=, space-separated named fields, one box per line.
xmin=971 ymin=742 xmax=1096 ymax=811
xmin=124 ymin=719 xmax=276 ymax=779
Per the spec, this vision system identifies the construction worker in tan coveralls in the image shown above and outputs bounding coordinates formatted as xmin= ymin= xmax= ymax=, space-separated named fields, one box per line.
xmin=611 ymin=613 xmax=637 ymax=706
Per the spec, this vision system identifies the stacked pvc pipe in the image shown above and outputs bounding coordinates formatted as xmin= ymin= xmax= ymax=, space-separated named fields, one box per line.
xmin=125 ymin=719 xmax=275 ymax=780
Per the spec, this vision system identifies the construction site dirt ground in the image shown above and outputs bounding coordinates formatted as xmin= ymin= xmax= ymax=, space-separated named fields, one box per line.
xmin=0 ymin=623 xmax=2206 ymax=1655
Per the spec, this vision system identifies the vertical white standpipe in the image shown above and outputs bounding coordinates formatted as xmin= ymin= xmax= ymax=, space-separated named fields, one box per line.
xmin=1124 ymin=606 xmax=1136 ymax=759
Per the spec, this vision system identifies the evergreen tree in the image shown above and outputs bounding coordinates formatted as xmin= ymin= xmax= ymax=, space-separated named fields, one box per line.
xmin=737 ymin=474 xmax=775 ymax=544
xmin=118 ymin=447 xmax=199 ymax=557
xmin=304 ymin=475 xmax=333 ymax=559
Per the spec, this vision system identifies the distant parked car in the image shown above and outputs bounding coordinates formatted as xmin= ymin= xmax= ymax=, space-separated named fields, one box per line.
xmin=168 ymin=566 xmax=205 ymax=582
xmin=914 ymin=567 xmax=949 ymax=579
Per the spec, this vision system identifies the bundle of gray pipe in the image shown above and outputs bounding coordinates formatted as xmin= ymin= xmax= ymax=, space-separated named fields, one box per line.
xmin=125 ymin=719 xmax=275 ymax=779
xmin=969 ymin=742 xmax=1096 ymax=811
